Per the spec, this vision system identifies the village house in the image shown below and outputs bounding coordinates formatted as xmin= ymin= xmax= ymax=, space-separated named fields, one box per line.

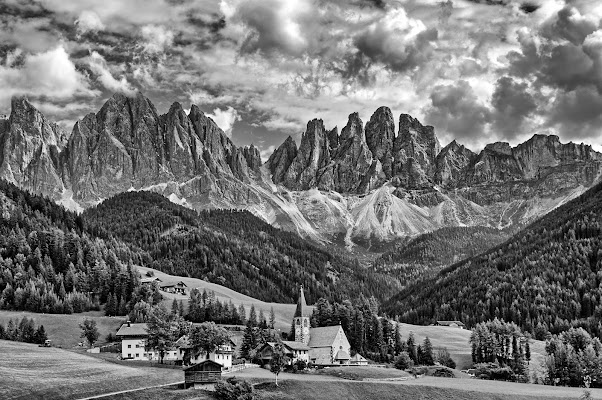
xmin=140 ymin=277 xmax=162 ymax=285
xmin=435 ymin=320 xmax=466 ymax=329
xmin=175 ymin=335 xmax=235 ymax=369
xmin=160 ymin=281 xmax=187 ymax=295
xmin=115 ymin=321 xmax=233 ymax=368
xmin=115 ymin=321 xmax=178 ymax=361
xmin=256 ymin=341 xmax=310 ymax=365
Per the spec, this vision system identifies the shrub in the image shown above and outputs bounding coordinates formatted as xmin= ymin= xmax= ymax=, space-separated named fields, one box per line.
xmin=432 ymin=368 xmax=455 ymax=378
xmin=214 ymin=377 xmax=255 ymax=400
xmin=295 ymin=360 xmax=307 ymax=371
xmin=474 ymin=363 xmax=516 ymax=382
xmin=394 ymin=351 xmax=413 ymax=370
xmin=436 ymin=348 xmax=456 ymax=369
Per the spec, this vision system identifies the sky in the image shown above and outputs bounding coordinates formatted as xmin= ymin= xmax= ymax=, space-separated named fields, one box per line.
xmin=1 ymin=0 xmax=602 ymax=159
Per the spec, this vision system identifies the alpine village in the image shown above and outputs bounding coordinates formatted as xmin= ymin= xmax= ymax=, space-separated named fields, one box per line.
xmin=3 ymin=1 xmax=602 ymax=399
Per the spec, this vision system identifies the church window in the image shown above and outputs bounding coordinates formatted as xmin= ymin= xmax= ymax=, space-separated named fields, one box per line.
xmin=303 ymin=320 xmax=308 ymax=327
xmin=296 ymin=319 xmax=300 ymax=325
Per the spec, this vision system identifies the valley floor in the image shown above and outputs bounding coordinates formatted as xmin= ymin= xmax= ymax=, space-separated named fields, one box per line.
xmin=2 ymin=340 xmax=600 ymax=400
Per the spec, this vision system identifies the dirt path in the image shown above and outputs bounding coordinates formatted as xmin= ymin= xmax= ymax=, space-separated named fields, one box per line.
xmin=76 ymin=381 xmax=183 ymax=400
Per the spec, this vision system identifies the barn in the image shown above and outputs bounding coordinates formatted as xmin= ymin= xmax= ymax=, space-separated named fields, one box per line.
xmin=184 ymin=360 xmax=223 ymax=388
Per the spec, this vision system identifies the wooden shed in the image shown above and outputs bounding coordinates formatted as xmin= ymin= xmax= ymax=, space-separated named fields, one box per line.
xmin=184 ymin=360 xmax=222 ymax=388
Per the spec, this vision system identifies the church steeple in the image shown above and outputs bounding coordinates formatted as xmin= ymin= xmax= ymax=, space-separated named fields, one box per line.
xmin=294 ymin=285 xmax=311 ymax=345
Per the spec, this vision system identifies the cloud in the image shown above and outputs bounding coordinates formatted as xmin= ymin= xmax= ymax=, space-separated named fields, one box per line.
xmin=548 ymin=85 xmax=602 ymax=145
xmin=235 ymin=0 xmax=314 ymax=57
xmin=141 ymin=25 xmax=174 ymax=53
xmin=424 ymin=80 xmax=492 ymax=144
xmin=259 ymin=145 xmax=276 ymax=162
xmin=75 ymin=11 xmax=105 ymax=34
xmin=0 ymin=46 xmax=97 ymax=109
xmin=491 ymin=76 xmax=537 ymax=138
xmin=86 ymin=52 xmax=136 ymax=95
xmin=207 ymin=106 xmax=240 ymax=136
xmin=353 ymin=7 xmax=438 ymax=72
xmin=542 ymin=5 xmax=598 ymax=45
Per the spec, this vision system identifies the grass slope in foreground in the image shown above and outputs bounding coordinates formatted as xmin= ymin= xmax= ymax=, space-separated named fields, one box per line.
xmin=0 ymin=340 xmax=182 ymax=400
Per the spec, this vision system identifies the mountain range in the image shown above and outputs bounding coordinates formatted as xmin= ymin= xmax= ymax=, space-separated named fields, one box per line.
xmin=1 ymin=92 xmax=601 ymax=248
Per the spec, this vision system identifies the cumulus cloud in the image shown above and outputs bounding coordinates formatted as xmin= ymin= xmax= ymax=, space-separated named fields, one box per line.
xmin=548 ymin=85 xmax=602 ymax=144
xmin=235 ymin=0 xmax=314 ymax=57
xmin=424 ymin=80 xmax=492 ymax=145
xmin=86 ymin=51 xmax=136 ymax=95
xmin=0 ymin=46 xmax=96 ymax=110
xmin=207 ymin=106 xmax=241 ymax=136
xmin=542 ymin=5 xmax=598 ymax=45
xmin=491 ymin=76 xmax=538 ymax=138
xmin=75 ymin=11 xmax=105 ymax=34
xmin=141 ymin=25 xmax=174 ymax=53
xmin=354 ymin=7 xmax=438 ymax=72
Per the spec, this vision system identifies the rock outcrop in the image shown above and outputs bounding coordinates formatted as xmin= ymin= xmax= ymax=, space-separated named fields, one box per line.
xmin=365 ymin=106 xmax=395 ymax=179
xmin=434 ymin=140 xmax=476 ymax=187
xmin=267 ymin=136 xmax=297 ymax=183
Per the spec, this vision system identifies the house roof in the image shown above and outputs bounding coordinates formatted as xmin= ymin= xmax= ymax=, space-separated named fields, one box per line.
xmin=282 ymin=340 xmax=310 ymax=351
xmin=140 ymin=277 xmax=161 ymax=284
xmin=335 ymin=350 xmax=350 ymax=360
xmin=116 ymin=323 xmax=148 ymax=337
xmin=175 ymin=334 xmax=234 ymax=350
xmin=308 ymin=325 xmax=343 ymax=348
xmin=294 ymin=285 xmax=311 ymax=318
xmin=183 ymin=359 xmax=223 ymax=371
xmin=436 ymin=320 xmax=466 ymax=327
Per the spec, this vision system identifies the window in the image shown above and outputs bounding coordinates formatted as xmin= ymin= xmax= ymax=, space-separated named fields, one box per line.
xmin=136 ymin=354 xmax=139 ymax=358
xmin=128 ymin=353 xmax=132 ymax=358
xmin=127 ymin=344 xmax=131 ymax=348
xmin=303 ymin=320 xmax=308 ymax=327
xmin=296 ymin=319 xmax=300 ymax=325
xmin=135 ymin=344 xmax=139 ymax=348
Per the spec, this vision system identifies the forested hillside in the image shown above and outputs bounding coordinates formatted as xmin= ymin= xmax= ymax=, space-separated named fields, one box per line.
xmin=371 ymin=226 xmax=510 ymax=285
xmin=0 ymin=180 xmax=141 ymax=315
xmin=83 ymin=191 xmax=399 ymax=303
xmin=383 ymin=181 xmax=602 ymax=339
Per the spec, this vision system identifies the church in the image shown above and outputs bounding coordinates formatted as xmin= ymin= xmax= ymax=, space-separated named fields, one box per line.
xmin=293 ymin=286 xmax=351 ymax=365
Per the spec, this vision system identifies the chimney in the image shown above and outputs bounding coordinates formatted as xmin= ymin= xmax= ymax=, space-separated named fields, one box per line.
xmin=127 ymin=320 xmax=131 ymax=327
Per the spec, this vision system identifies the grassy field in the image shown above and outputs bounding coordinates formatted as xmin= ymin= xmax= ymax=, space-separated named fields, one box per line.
xmin=0 ymin=310 xmax=123 ymax=349
xmin=0 ymin=340 xmax=183 ymax=400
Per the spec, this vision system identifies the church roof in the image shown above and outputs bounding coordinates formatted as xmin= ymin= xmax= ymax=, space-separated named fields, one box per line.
xmin=308 ymin=325 xmax=343 ymax=348
xmin=294 ymin=285 xmax=311 ymax=318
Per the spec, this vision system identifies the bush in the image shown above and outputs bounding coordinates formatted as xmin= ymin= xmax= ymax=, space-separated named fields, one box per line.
xmin=295 ymin=360 xmax=307 ymax=371
xmin=214 ymin=377 xmax=255 ymax=400
xmin=432 ymin=368 xmax=455 ymax=378
xmin=474 ymin=363 xmax=516 ymax=382
xmin=394 ymin=351 xmax=413 ymax=370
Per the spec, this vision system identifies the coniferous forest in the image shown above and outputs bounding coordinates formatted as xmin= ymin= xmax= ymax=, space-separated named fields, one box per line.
xmin=0 ymin=181 xmax=141 ymax=315
xmin=383 ymin=180 xmax=602 ymax=339
xmin=83 ymin=191 xmax=399 ymax=303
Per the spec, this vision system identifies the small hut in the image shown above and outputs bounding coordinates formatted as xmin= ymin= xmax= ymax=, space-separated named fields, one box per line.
xmin=184 ymin=360 xmax=222 ymax=388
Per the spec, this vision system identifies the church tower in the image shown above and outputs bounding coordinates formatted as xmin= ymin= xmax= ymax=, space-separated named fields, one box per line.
xmin=294 ymin=285 xmax=311 ymax=345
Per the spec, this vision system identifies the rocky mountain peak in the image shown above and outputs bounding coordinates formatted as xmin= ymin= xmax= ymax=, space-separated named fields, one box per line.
xmin=243 ymin=144 xmax=262 ymax=173
xmin=340 ymin=112 xmax=364 ymax=142
xmin=365 ymin=106 xmax=395 ymax=178
xmin=434 ymin=139 xmax=476 ymax=186
xmin=267 ymin=135 xmax=298 ymax=183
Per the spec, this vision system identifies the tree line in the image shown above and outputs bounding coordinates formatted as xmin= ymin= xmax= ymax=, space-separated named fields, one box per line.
xmin=0 ymin=316 xmax=48 ymax=345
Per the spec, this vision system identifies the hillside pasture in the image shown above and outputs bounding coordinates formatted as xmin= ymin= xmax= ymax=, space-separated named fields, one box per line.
xmin=0 ymin=310 xmax=123 ymax=349
xmin=0 ymin=340 xmax=182 ymax=400
xmin=138 ymin=266 xmax=308 ymax=330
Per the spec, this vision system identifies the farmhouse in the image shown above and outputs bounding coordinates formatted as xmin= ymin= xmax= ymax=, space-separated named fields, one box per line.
xmin=115 ymin=321 xmax=232 ymax=367
xmin=175 ymin=335 xmax=235 ymax=369
xmin=293 ymin=286 xmax=354 ymax=365
xmin=160 ymin=281 xmax=187 ymax=295
xmin=256 ymin=341 xmax=310 ymax=365
xmin=115 ymin=321 xmax=178 ymax=361
xmin=436 ymin=320 xmax=466 ymax=329
xmin=140 ymin=277 xmax=162 ymax=285
xmin=184 ymin=360 xmax=222 ymax=388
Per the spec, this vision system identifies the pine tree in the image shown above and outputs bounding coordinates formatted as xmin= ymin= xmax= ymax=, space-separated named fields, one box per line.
xmin=421 ymin=337 xmax=434 ymax=365
xmin=171 ymin=298 xmax=179 ymax=315
xmin=179 ymin=300 xmax=185 ymax=317
xmin=407 ymin=331 xmax=417 ymax=363
xmin=269 ymin=307 xmax=276 ymax=329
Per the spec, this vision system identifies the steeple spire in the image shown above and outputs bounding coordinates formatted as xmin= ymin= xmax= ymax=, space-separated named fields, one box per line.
xmin=294 ymin=285 xmax=311 ymax=318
